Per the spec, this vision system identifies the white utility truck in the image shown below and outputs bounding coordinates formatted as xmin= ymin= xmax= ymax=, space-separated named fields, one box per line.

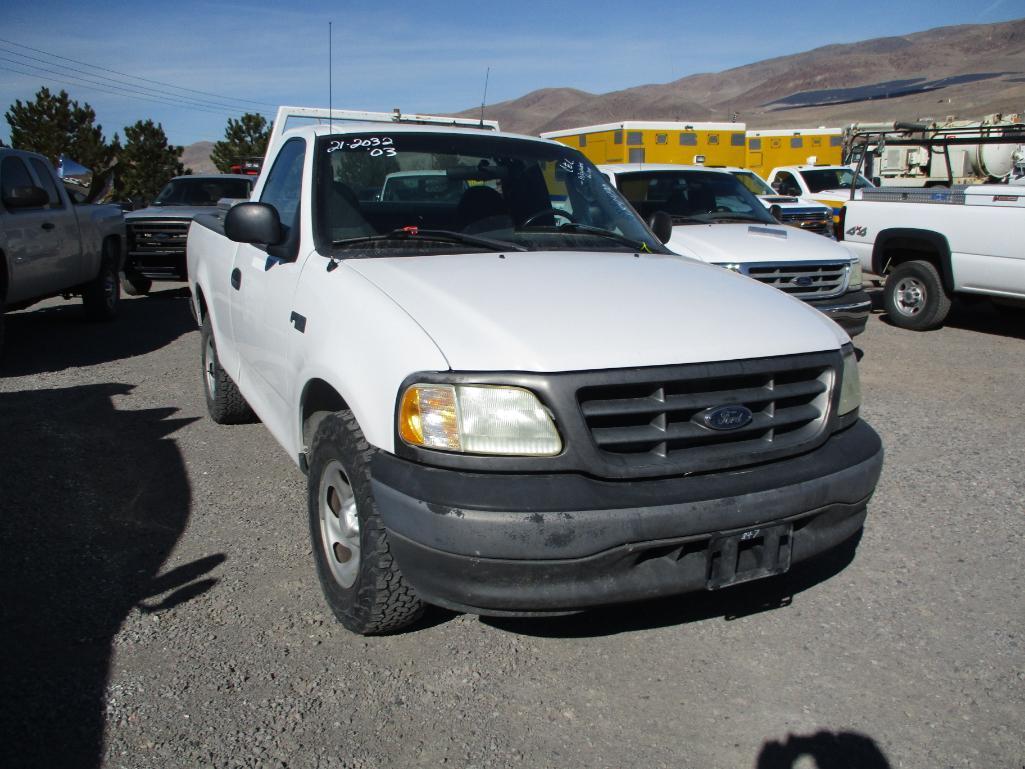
xmin=726 ymin=168 xmax=835 ymax=238
xmin=601 ymin=164 xmax=871 ymax=336
xmin=840 ymin=185 xmax=1025 ymax=329
xmin=187 ymin=108 xmax=883 ymax=634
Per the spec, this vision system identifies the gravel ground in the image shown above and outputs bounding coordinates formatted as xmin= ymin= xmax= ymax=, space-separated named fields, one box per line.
xmin=1 ymin=284 xmax=1023 ymax=769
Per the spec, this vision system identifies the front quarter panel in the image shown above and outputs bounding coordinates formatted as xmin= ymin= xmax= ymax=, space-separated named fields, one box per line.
xmin=290 ymin=254 xmax=450 ymax=456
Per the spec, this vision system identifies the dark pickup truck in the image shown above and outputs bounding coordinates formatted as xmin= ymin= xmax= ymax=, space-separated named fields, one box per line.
xmin=122 ymin=174 xmax=253 ymax=294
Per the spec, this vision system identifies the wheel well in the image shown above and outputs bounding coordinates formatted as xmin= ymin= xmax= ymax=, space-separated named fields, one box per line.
xmin=101 ymin=234 xmax=122 ymax=268
xmin=872 ymin=229 xmax=954 ymax=293
xmin=301 ymin=379 xmax=350 ymax=461
xmin=194 ymin=285 xmax=209 ymax=323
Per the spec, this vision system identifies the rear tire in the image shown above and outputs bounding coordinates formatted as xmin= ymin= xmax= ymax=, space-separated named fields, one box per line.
xmin=200 ymin=316 xmax=254 ymax=424
xmin=82 ymin=244 xmax=120 ymax=320
xmin=883 ymin=260 xmax=952 ymax=331
xmin=307 ymin=412 xmax=424 ymax=635
xmin=121 ymin=271 xmax=152 ymax=296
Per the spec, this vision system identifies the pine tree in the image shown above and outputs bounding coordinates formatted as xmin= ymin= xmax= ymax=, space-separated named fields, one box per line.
xmin=115 ymin=119 xmax=188 ymax=202
xmin=4 ymin=87 xmax=115 ymax=170
xmin=209 ymin=113 xmax=270 ymax=173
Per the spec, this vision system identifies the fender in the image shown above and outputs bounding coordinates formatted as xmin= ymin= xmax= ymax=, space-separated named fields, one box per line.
xmin=870 ymin=228 xmax=955 ymax=294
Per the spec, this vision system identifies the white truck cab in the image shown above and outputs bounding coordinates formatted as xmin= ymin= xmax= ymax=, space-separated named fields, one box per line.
xmin=600 ymin=164 xmax=871 ymax=336
xmin=766 ymin=165 xmax=875 ymax=226
xmin=725 ymin=167 xmax=835 ymax=238
xmin=187 ymin=113 xmax=882 ymax=634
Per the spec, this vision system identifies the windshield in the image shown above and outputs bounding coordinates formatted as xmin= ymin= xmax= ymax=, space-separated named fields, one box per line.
xmin=799 ymin=168 xmax=873 ymax=193
xmin=315 ymin=133 xmax=661 ymax=254
xmin=612 ymin=169 xmax=776 ymax=225
xmin=731 ymin=170 xmax=775 ymax=196
xmin=154 ymin=177 xmax=251 ymax=206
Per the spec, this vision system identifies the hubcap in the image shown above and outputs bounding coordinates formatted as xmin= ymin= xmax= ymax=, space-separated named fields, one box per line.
xmin=104 ymin=267 xmax=117 ymax=309
xmin=203 ymin=337 xmax=217 ymax=397
xmin=894 ymin=277 xmax=926 ymax=316
xmin=318 ymin=460 xmax=361 ymax=588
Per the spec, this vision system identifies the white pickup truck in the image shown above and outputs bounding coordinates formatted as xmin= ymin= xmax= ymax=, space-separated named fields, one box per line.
xmin=840 ymin=185 xmax=1025 ymax=329
xmin=187 ymin=112 xmax=883 ymax=634
xmin=1 ymin=148 xmax=125 ymax=353
xmin=600 ymin=164 xmax=871 ymax=336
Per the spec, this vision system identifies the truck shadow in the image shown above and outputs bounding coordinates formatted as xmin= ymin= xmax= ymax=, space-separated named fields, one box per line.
xmin=0 ymin=383 xmax=220 ymax=769
xmin=866 ymin=287 xmax=1025 ymax=340
xmin=482 ymin=533 xmax=860 ymax=639
xmin=1 ymin=284 xmax=195 ymax=377
xmin=756 ymin=729 xmax=892 ymax=768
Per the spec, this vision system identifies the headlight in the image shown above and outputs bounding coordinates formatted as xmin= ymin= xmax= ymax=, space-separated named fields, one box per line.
xmin=838 ymin=349 xmax=862 ymax=416
xmin=848 ymin=259 xmax=863 ymax=289
xmin=718 ymin=263 xmax=742 ymax=272
xmin=398 ymin=384 xmax=562 ymax=456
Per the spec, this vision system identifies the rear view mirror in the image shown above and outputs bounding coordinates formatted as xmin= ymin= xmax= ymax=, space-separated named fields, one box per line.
xmin=769 ymin=204 xmax=783 ymax=222
xmin=648 ymin=211 xmax=673 ymax=244
xmin=225 ymin=202 xmax=283 ymax=245
xmin=3 ymin=185 xmax=49 ymax=209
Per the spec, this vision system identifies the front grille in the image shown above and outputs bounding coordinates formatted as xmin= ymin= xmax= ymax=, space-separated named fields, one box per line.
xmin=127 ymin=219 xmax=190 ymax=256
xmin=577 ymin=357 xmax=833 ymax=471
xmin=743 ymin=261 xmax=849 ymax=298
xmin=777 ymin=209 xmax=834 ymax=236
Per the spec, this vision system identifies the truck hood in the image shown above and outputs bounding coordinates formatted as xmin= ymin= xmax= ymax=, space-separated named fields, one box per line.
xmin=125 ymin=205 xmax=217 ymax=221
xmin=345 ymin=250 xmax=846 ymax=372
xmin=666 ymin=223 xmax=852 ymax=265
xmin=756 ymin=195 xmax=831 ymax=212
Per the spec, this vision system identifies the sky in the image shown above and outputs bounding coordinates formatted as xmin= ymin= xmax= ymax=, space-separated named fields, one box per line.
xmin=2 ymin=0 xmax=1024 ymax=148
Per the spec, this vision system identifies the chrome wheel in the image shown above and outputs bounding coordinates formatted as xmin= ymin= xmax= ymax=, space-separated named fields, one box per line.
xmin=203 ymin=337 xmax=217 ymax=398
xmin=103 ymin=266 xmax=117 ymax=311
xmin=894 ymin=276 xmax=926 ymax=317
xmin=318 ymin=460 xmax=361 ymax=588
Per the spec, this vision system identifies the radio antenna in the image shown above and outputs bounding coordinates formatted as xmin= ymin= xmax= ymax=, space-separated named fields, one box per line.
xmin=328 ymin=21 xmax=333 ymax=133
xmin=479 ymin=66 xmax=490 ymax=127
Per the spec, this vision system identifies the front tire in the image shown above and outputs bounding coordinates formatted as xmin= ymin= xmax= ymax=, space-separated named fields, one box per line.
xmin=307 ymin=412 xmax=424 ymax=635
xmin=883 ymin=260 xmax=952 ymax=330
xmin=121 ymin=271 xmax=152 ymax=296
xmin=82 ymin=244 xmax=120 ymax=320
xmin=200 ymin=316 xmax=254 ymax=424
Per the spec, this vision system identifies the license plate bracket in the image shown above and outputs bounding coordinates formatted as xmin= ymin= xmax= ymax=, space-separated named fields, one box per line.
xmin=706 ymin=522 xmax=793 ymax=590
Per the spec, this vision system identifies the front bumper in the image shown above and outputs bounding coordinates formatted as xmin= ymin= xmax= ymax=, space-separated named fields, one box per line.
xmin=806 ymin=289 xmax=872 ymax=337
xmin=371 ymin=420 xmax=883 ymax=615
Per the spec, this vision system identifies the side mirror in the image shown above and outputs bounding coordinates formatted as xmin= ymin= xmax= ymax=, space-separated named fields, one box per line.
xmin=225 ymin=202 xmax=282 ymax=245
xmin=3 ymin=185 xmax=49 ymax=209
xmin=648 ymin=210 xmax=673 ymax=244
xmin=769 ymin=204 xmax=783 ymax=222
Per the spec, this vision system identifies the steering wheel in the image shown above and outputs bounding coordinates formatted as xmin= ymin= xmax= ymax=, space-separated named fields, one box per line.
xmin=521 ymin=208 xmax=577 ymax=227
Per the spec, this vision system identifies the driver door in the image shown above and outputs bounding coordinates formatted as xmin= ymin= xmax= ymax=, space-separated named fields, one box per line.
xmin=229 ymin=138 xmax=308 ymax=444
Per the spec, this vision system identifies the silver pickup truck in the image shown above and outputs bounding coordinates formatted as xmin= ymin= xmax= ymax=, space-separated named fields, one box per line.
xmin=0 ymin=148 xmax=126 ymax=353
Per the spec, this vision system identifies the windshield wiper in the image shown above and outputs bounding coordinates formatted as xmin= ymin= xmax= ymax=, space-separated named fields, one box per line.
xmin=549 ymin=223 xmax=649 ymax=251
xmin=331 ymin=227 xmax=526 ymax=252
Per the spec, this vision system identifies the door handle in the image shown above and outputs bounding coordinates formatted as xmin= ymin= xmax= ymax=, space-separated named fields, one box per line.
xmin=41 ymin=222 xmax=55 ymax=231
xmin=230 ymin=268 xmax=242 ymax=290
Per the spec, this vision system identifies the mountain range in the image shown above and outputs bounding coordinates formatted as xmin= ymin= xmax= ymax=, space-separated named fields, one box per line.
xmin=183 ymin=18 xmax=1025 ymax=171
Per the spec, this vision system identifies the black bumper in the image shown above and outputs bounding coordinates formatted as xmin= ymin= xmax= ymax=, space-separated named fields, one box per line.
xmin=125 ymin=250 xmax=187 ymax=281
xmin=371 ymin=421 xmax=883 ymax=615
xmin=806 ymin=289 xmax=872 ymax=337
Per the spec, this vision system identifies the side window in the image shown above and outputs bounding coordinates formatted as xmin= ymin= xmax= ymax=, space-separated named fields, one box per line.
xmin=28 ymin=158 xmax=64 ymax=208
xmin=776 ymin=172 xmax=800 ymax=196
xmin=1 ymin=156 xmax=40 ymax=206
xmin=260 ymin=138 xmax=306 ymax=236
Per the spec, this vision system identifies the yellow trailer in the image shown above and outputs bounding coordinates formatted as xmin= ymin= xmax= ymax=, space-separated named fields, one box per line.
xmin=745 ymin=128 xmax=843 ymax=177
xmin=540 ymin=121 xmax=747 ymax=167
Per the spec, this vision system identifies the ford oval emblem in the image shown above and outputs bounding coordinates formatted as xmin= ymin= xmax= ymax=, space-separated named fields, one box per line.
xmin=794 ymin=276 xmax=814 ymax=287
xmin=701 ymin=405 xmax=754 ymax=431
